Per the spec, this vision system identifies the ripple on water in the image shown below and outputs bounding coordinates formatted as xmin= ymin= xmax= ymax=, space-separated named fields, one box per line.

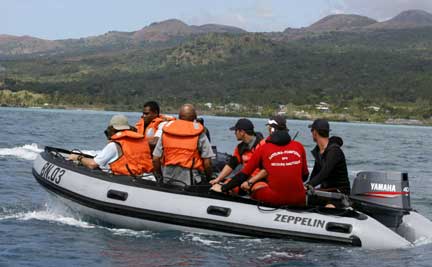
xmin=1 ymin=108 xmax=432 ymax=267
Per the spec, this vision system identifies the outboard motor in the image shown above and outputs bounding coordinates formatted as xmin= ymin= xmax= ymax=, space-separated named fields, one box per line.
xmin=350 ymin=171 xmax=411 ymax=230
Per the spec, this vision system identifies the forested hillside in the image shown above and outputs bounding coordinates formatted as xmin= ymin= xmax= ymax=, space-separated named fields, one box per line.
xmin=1 ymin=11 xmax=432 ymax=124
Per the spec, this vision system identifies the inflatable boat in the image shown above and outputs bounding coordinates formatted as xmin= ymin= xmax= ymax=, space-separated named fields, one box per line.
xmin=32 ymin=146 xmax=432 ymax=250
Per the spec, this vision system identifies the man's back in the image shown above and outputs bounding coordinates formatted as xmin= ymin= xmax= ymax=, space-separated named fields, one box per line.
xmin=153 ymin=119 xmax=215 ymax=185
xmin=238 ymin=133 xmax=309 ymax=206
xmin=259 ymin=141 xmax=308 ymax=196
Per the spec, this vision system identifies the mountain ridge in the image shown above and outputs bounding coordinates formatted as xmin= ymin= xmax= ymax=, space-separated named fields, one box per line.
xmin=2 ymin=9 xmax=432 ymax=57
xmin=367 ymin=9 xmax=432 ymax=29
xmin=0 ymin=19 xmax=247 ymax=56
xmin=307 ymin=14 xmax=377 ymax=32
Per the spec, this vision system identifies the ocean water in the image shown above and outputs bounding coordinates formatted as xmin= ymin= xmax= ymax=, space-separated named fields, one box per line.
xmin=0 ymin=107 xmax=431 ymax=266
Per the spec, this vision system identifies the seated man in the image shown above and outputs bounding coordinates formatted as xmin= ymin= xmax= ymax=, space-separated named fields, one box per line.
xmin=68 ymin=115 xmax=153 ymax=176
xmin=135 ymin=101 xmax=175 ymax=151
xmin=152 ymin=104 xmax=214 ymax=185
xmin=211 ymin=116 xmax=309 ymax=207
xmin=209 ymin=118 xmax=265 ymax=186
xmin=305 ymin=119 xmax=350 ymax=194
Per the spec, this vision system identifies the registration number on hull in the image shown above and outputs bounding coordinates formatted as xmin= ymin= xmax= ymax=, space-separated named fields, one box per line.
xmin=39 ymin=162 xmax=65 ymax=184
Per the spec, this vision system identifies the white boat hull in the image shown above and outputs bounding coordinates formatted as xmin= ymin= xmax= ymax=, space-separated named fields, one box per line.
xmin=32 ymin=148 xmax=432 ymax=250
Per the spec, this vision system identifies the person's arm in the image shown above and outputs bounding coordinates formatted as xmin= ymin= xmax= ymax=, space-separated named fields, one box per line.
xmin=68 ymin=154 xmax=99 ymax=169
xmin=198 ymin=133 xmax=215 ymax=181
xmin=209 ymin=147 xmax=240 ymax=184
xmin=68 ymin=142 xmax=118 ymax=171
xmin=148 ymin=137 xmax=159 ymax=151
xmin=307 ymin=147 xmax=342 ymax=187
xmin=212 ymin=145 xmax=263 ymax=193
xmin=301 ymin=145 xmax=309 ymax=182
xmin=209 ymin=164 xmax=233 ymax=185
xmin=148 ymin=122 xmax=167 ymax=151
xmin=240 ymin=169 xmax=268 ymax=191
xmin=152 ymin=136 xmax=164 ymax=179
xmin=204 ymin=127 xmax=211 ymax=143
xmin=152 ymin=156 xmax=163 ymax=177
xmin=202 ymin=158 xmax=213 ymax=182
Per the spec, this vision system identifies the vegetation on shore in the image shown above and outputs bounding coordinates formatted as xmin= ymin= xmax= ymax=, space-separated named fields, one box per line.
xmin=1 ymin=29 xmax=432 ymax=125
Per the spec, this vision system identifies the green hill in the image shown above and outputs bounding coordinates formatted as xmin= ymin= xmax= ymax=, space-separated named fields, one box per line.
xmin=1 ymin=12 xmax=432 ymax=124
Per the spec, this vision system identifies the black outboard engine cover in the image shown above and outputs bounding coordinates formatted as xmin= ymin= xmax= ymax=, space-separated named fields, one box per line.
xmin=350 ymin=171 xmax=411 ymax=230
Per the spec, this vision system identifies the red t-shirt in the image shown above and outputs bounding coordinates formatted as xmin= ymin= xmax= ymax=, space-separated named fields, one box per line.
xmin=241 ymin=140 xmax=309 ymax=206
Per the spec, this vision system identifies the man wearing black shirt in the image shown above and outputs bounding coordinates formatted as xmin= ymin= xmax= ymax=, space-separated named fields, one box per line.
xmin=306 ymin=119 xmax=350 ymax=194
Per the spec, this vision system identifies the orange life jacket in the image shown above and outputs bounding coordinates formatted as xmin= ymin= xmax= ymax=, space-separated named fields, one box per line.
xmin=135 ymin=115 xmax=176 ymax=142
xmin=109 ymin=130 xmax=153 ymax=175
xmin=240 ymin=139 xmax=266 ymax=165
xmin=234 ymin=138 xmax=266 ymax=176
xmin=162 ymin=120 xmax=204 ymax=171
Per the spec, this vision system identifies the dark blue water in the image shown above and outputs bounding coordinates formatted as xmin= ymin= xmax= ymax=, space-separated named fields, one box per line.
xmin=1 ymin=107 xmax=431 ymax=266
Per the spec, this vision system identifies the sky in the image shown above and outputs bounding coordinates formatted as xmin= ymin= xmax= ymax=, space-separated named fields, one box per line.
xmin=3 ymin=0 xmax=432 ymax=40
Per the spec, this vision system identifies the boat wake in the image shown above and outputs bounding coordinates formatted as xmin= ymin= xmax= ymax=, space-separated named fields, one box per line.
xmin=0 ymin=202 xmax=95 ymax=229
xmin=180 ymin=233 xmax=225 ymax=247
xmin=0 ymin=143 xmax=43 ymax=160
xmin=0 ymin=209 xmax=96 ymax=228
xmin=0 ymin=144 xmax=100 ymax=161
xmin=257 ymin=251 xmax=305 ymax=261
xmin=0 ymin=202 xmax=153 ymax=238
xmin=414 ymin=236 xmax=432 ymax=246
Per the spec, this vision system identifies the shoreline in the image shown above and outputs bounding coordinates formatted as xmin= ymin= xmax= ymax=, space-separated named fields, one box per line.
xmin=2 ymin=104 xmax=431 ymax=127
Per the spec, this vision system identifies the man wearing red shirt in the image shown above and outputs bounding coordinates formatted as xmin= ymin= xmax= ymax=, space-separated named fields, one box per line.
xmin=211 ymin=116 xmax=309 ymax=206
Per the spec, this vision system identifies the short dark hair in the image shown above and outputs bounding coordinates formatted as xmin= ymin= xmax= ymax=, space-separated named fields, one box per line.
xmin=317 ymin=129 xmax=329 ymax=138
xmin=143 ymin=101 xmax=160 ymax=115
xmin=244 ymin=129 xmax=255 ymax=135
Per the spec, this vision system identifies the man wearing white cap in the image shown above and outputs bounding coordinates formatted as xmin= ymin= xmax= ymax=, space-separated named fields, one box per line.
xmin=68 ymin=114 xmax=153 ymax=175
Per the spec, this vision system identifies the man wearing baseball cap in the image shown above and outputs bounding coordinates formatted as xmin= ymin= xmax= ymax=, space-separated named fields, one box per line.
xmin=211 ymin=115 xmax=309 ymax=206
xmin=209 ymin=118 xmax=265 ymax=187
xmin=305 ymin=119 xmax=350 ymax=194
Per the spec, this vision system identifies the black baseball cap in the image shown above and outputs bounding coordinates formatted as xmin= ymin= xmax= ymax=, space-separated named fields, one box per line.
xmin=266 ymin=115 xmax=287 ymax=130
xmin=308 ymin=119 xmax=330 ymax=132
xmin=229 ymin=118 xmax=254 ymax=131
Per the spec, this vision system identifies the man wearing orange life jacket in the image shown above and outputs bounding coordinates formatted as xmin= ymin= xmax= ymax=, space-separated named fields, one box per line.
xmin=209 ymin=118 xmax=266 ymax=187
xmin=152 ymin=104 xmax=214 ymax=185
xmin=135 ymin=101 xmax=175 ymax=151
xmin=68 ymin=115 xmax=153 ymax=176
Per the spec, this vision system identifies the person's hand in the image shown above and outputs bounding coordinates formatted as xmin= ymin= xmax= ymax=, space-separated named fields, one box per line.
xmin=304 ymin=184 xmax=314 ymax=192
xmin=68 ymin=154 xmax=79 ymax=161
xmin=153 ymin=172 xmax=163 ymax=183
xmin=241 ymin=181 xmax=251 ymax=191
xmin=210 ymin=184 xmax=223 ymax=193
xmin=209 ymin=177 xmax=222 ymax=185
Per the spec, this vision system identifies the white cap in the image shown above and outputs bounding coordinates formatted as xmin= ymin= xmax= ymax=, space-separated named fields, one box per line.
xmin=109 ymin=115 xmax=130 ymax=130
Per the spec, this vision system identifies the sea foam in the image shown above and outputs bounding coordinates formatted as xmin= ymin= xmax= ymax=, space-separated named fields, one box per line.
xmin=0 ymin=143 xmax=43 ymax=160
